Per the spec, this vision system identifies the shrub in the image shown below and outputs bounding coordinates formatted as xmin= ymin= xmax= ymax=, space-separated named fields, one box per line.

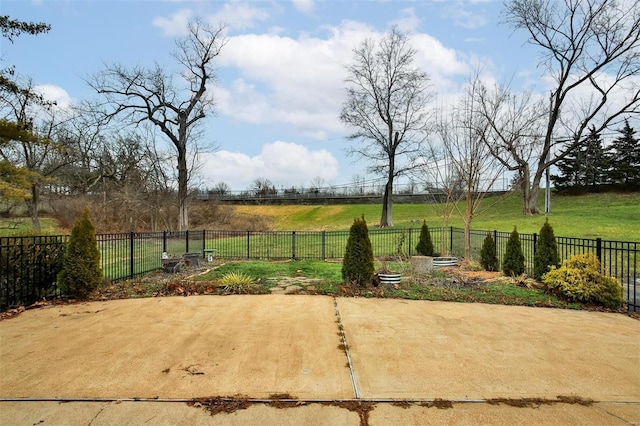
xmin=479 ymin=233 xmax=499 ymax=272
xmin=415 ymin=221 xmax=435 ymax=256
xmin=342 ymin=215 xmax=374 ymax=287
xmin=57 ymin=208 xmax=102 ymax=298
xmin=219 ymin=272 xmax=258 ymax=293
xmin=533 ymin=219 xmax=560 ymax=280
xmin=503 ymin=226 xmax=525 ymax=277
xmin=543 ymin=253 xmax=623 ymax=309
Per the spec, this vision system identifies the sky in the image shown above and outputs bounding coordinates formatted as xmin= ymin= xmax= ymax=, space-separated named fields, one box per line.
xmin=1 ymin=0 xmax=566 ymax=191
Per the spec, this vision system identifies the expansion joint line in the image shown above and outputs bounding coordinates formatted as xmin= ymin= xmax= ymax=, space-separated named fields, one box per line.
xmin=333 ymin=296 xmax=361 ymax=399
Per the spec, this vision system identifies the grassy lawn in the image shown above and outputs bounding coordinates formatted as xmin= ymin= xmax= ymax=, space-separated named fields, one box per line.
xmin=232 ymin=191 xmax=640 ymax=241
xmin=186 ymin=260 xmax=585 ymax=310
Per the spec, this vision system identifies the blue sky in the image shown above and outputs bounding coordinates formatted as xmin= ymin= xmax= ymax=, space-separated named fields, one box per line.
xmin=3 ymin=0 xmax=544 ymax=191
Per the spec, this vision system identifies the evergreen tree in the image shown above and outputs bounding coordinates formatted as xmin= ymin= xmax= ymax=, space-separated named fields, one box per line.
xmin=551 ymin=142 xmax=585 ymax=193
xmin=581 ymin=126 xmax=608 ymax=189
xmin=609 ymin=119 xmax=640 ymax=187
xmin=415 ymin=220 xmax=435 ymax=256
xmin=342 ymin=215 xmax=375 ymax=287
xmin=551 ymin=126 xmax=609 ymax=193
xmin=503 ymin=226 xmax=525 ymax=277
xmin=480 ymin=233 xmax=499 ymax=272
xmin=533 ymin=219 xmax=559 ymax=280
xmin=58 ymin=208 xmax=102 ymax=297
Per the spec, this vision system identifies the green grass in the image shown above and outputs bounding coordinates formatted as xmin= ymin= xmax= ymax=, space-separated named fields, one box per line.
xmin=192 ymin=260 xmax=584 ymax=309
xmin=234 ymin=191 xmax=640 ymax=241
xmin=0 ymin=217 xmax=61 ymax=237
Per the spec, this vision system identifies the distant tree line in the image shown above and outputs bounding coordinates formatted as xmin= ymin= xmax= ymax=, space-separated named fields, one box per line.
xmin=551 ymin=120 xmax=640 ymax=194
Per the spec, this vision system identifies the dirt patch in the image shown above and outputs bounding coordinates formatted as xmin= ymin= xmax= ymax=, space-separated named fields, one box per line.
xmin=267 ymin=393 xmax=301 ymax=409
xmin=487 ymin=396 xmax=595 ymax=408
xmin=419 ymin=398 xmax=454 ymax=409
xmin=324 ymin=401 xmax=375 ymax=426
xmin=187 ymin=396 xmax=252 ymax=416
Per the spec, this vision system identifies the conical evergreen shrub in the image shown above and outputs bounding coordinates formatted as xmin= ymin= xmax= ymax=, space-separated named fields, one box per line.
xmin=503 ymin=226 xmax=525 ymax=276
xmin=480 ymin=233 xmax=499 ymax=271
xmin=58 ymin=208 xmax=103 ymax=298
xmin=533 ymin=219 xmax=559 ymax=280
xmin=342 ymin=215 xmax=374 ymax=287
xmin=415 ymin=221 xmax=435 ymax=256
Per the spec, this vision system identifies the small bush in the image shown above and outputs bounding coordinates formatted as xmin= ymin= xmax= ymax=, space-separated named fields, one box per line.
xmin=219 ymin=271 xmax=259 ymax=293
xmin=415 ymin=221 xmax=435 ymax=256
xmin=503 ymin=227 xmax=525 ymax=277
xmin=342 ymin=215 xmax=374 ymax=287
xmin=543 ymin=253 xmax=623 ymax=309
xmin=480 ymin=233 xmax=499 ymax=272
xmin=533 ymin=219 xmax=560 ymax=280
xmin=57 ymin=208 xmax=102 ymax=298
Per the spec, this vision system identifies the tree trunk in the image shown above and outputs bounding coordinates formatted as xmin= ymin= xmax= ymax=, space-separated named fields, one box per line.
xmin=28 ymin=184 xmax=41 ymax=231
xmin=464 ymin=194 xmax=473 ymax=260
xmin=521 ymin=164 xmax=542 ymax=215
xmin=380 ymin=179 xmax=393 ymax=227
xmin=177 ymin=144 xmax=188 ymax=231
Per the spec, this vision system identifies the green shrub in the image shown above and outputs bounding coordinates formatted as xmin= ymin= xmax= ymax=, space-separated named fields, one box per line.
xmin=57 ymin=208 xmax=102 ymax=298
xmin=480 ymin=233 xmax=499 ymax=272
xmin=543 ymin=253 xmax=623 ymax=309
xmin=219 ymin=271 xmax=258 ymax=293
xmin=415 ymin=221 xmax=435 ymax=256
xmin=533 ymin=219 xmax=560 ymax=280
xmin=342 ymin=215 xmax=374 ymax=287
xmin=503 ymin=226 xmax=525 ymax=277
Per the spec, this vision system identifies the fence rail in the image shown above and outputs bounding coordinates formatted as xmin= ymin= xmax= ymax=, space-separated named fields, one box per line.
xmin=1 ymin=227 xmax=637 ymax=312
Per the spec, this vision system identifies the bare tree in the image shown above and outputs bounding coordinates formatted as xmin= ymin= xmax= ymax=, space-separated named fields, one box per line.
xmin=340 ymin=26 xmax=432 ymax=227
xmin=498 ymin=0 xmax=640 ymax=214
xmin=88 ymin=19 xmax=227 ymax=230
xmin=426 ymin=77 xmax=508 ymax=259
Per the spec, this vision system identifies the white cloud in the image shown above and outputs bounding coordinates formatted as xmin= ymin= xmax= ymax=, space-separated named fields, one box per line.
xmin=34 ymin=84 xmax=73 ymax=112
xmin=442 ymin=3 xmax=488 ymax=29
xmin=292 ymin=0 xmax=314 ymax=15
xmin=390 ymin=7 xmax=422 ymax=33
xmin=216 ymin=21 xmax=470 ymax=138
xmin=208 ymin=1 xmax=270 ymax=31
xmin=153 ymin=8 xmax=192 ymax=36
xmin=198 ymin=141 xmax=339 ymax=189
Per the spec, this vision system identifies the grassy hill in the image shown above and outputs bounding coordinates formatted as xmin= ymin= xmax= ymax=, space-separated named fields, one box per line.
xmin=232 ymin=191 xmax=640 ymax=241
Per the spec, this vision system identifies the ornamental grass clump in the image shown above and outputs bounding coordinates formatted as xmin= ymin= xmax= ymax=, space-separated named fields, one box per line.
xmin=219 ymin=271 xmax=258 ymax=294
xmin=533 ymin=219 xmax=559 ymax=280
xmin=58 ymin=208 xmax=102 ymax=298
xmin=503 ymin=226 xmax=525 ymax=277
xmin=342 ymin=215 xmax=374 ymax=287
xmin=480 ymin=233 xmax=499 ymax=272
xmin=543 ymin=253 xmax=623 ymax=309
xmin=415 ymin=221 xmax=435 ymax=256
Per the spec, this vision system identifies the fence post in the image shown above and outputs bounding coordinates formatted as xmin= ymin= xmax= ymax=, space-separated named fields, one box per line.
xmin=321 ymin=231 xmax=326 ymax=260
xmin=449 ymin=227 xmax=454 ymax=255
xmin=533 ymin=233 xmax=538 ymax=254
xmin=408 ymin=228 xmax=412 ymax=257
xmin=163 ymin=231 xmax=167 ymax=253
xmin=247 ymin=231 xmax=250 ymax=259
xmin=129 ymin=231 xmax=134 ymax=279
xmin=185 ymin=230 xmax=189 ymax=253
xmin=493 ymin=230 xmax=498 ymax=253
xmin=292 ymin=231 xmax=296 ymax=260
xmin=202 ymin=230 xmax=206 ymax=257
xmin=596 ymin=238 xmax=602 ymax=263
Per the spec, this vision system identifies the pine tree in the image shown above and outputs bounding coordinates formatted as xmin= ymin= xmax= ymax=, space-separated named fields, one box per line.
xmin=551 ymin=142 xmax=585 ymax=193
xmin=480 ymin=233 xmax=499 ymax=272
xmin=415 ymin=220 xmax=435 ymax=256
xmin=581 ymin=126 xmax=608 ymax=189
xmin=551 ymin=126 xmax=609 ymax=193
xmin=58 ymin=208 xmax=102 ymax=297
xmin=533 ymin=219 xmax=559 ymax=280
xmin=610 ymin=119 xmax=640 ymax=187
xmin=342 ymin=215 xmax=374 ymax=287
xmin=503 ymin=226 xmax=525 ymax=277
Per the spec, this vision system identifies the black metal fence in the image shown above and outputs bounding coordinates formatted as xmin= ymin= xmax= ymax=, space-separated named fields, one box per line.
xmin=1 ymin=227 xmax=637 ymax=312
